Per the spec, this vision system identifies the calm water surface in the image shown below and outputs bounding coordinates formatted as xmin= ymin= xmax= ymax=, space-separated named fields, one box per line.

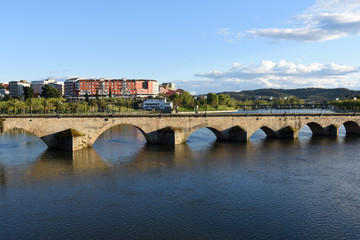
xmin=1 ymin=125 xmax=360 ymax=239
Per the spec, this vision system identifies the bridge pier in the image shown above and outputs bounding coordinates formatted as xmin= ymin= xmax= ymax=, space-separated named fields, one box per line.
xmin=146 ymin=127 xmax=186 ymax=145
xmin=41 ymin=129 xmax=89 ymax=151
xmin=276 ymin=126 xmax=298 ymax=139
xmin=220 ymin=126 xmax=248 ymax=141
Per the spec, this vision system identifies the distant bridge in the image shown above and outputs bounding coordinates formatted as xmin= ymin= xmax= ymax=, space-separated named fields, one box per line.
xmin=1 ymin=113 xmax=360 ymax=151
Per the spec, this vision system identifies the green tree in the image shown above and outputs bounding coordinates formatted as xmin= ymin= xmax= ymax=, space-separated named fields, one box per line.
xmin=97 ymin=98 xmax=108 ymax=112
xmin=85 ymin=92 xmax=90 ymax=102
xmin=88 ymin=99 xmax=98 ymax=112
xmin=23 ymin=86 xmax=34 ymax=100
xmin=180 ymin=91 xmax=194 ymax=108
xmin=114 ymin=98 xmax=124 ymax=112
xmin=51 ymin=98 xmax=65 ymax=114
xmin=25 ymin=98 xmax=39 ymax=114
xmin=207 ymin=92 xmax=219 ymax=108
xmin=218 ymin=94 xmax=230 ymax=106
xmin=170 ymin=93 xmax=181 ymax=107
xmin=7 ymin=99 xmax=24 ymax=114
xmin=68 ymin=101 xmax=80 ymax=113
xmin=40 ymin=85 xmax=62 ymax=98
xmin=0 ymin=101 xmax=10 ymax=113
xmin=40 ymin=98 xmax=53 ymax=113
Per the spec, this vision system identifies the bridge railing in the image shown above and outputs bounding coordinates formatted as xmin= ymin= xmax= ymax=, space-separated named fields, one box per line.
xmin=1 ymin=104 xmax=360 ymax=115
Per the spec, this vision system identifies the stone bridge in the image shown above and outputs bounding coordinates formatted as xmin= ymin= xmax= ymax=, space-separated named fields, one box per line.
xmin=1 ymin=113 xmax=360 ymax=151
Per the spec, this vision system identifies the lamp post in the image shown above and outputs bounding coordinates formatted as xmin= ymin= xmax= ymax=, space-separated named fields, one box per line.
xmin=204 ymin=96 xmax=207 ymax=114
xmin=194 ymin=96 xmax=198 ymax=113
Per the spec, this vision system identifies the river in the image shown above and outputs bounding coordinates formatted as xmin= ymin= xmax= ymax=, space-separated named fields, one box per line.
xmin=1 ymin=124 xmax=360 ymax=239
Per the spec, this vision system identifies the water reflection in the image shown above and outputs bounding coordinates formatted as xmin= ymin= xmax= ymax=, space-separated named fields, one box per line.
xmin=1 ymin=125 xmax=360 ymax=239
xmin=27 ymin=149 xmax=109 ymax=181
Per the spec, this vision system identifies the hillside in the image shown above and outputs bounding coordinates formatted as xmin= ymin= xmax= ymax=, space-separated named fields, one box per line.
xmin=222 ymin=88 xmax=360 ymax=102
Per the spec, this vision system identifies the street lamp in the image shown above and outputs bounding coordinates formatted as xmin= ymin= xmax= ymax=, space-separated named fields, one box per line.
xmin=204 ymin=96 xmax=207 ymax=114
xmin=194 ymin=96 xmax=198 ymax=113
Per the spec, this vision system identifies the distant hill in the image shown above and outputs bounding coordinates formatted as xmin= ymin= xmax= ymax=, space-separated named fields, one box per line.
xmin=222 ymin=88 xmax=360 ymax=102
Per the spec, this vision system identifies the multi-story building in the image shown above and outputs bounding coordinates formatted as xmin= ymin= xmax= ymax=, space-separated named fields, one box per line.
xmin=31 ymin=78 xmax=64 ymax=97
xmin=0 ymin=89 xmax=9 ymax=98
xmin=161 ymin=82 xmax=176 ymax=90
xmin=64 ymin=78 xmax=159 ymax=99
xmin=9 ymin=80 xmax=31 ymax=97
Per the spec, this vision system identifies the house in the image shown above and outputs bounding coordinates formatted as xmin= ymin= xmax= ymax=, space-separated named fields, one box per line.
xmin=142 ymin=98 xmax=173 ymax=110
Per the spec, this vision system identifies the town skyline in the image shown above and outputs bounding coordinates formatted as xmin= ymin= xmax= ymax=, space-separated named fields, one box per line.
xmin=1 ymin=0 xmax=360 ymax=94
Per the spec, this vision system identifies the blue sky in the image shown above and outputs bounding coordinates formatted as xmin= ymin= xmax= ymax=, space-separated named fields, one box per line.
xmin=1 ymin=0 xmax=359 ymax=94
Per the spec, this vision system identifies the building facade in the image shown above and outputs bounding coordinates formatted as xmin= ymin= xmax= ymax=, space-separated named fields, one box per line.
xmin=31 ymin=78 xmax=64 ymax=97
xmin=9 ymin=80 xmax=31 ymax=97
xmin=142 ymin=99 xmax=173 ymax=110
xmin=161 ymin=82 xmax=176 ymax=90
xmin=0 ymin=89 xmax=9 ymax=98
xmin=64 ymin=78 xmax=159 ymax=99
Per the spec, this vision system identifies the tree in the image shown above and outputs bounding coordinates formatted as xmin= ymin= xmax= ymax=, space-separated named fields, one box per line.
xmin=51 ymin=98 xmax=65 ymax=114
xmin=114 ymin=98 xmax=124 ymax=112
xmin=180 ymin=91 xmax=194 ymax=108
xmin=85 ymin=92 xmax=90 ymax=102
xmin=88 ymin=99 xmax=98 ymax=112
xmin=23 ymin=86 xmax=34 ymax=100
xmin=25 ymin=98 xmax=38 ymax=114
xmin=40 ymin=85 xmax=62 ymax=98
xmin=40 ymin=98 xmax=52 ymax=113
xmin=68 ymin=101 xmax=80 ymax=113
xmin=207 ymin=92 xmax=219 ymax=108
xmin=0 ymin=101 xmax=10 ymax=113
xmin=97 ymin=98 xmax=108 ymax=112
xmin=218 ymin=94 xmax=231 ymax=106
xmin=7 ymin=99 xmax=24 ymax=114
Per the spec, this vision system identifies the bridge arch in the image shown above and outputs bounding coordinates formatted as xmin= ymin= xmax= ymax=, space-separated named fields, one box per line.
xmin=89 ymin=123 xmax=150 ymax=146
xmin=305 ymin=122 xmax=326 ymax=136
xmin=0 ymin=127 xmax=48 ymax=146
xmin=185 ymin=125 xmax=224 ymax=142
xmin=343 ymin=121 xmax=360 ymax=135
xmin=250 ymin=126 xmax=279 ymax=139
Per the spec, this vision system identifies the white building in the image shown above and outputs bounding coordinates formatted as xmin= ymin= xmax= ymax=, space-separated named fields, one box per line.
xmin=161 ymin=82 xmax=176 ymax=90
xmin=0 ymin=89 xmax=9 ymax=98
xmin=9 ymin=80 xmax=31 ymax=97
xmin=142 ymin=99 xmax=173 ymax=110
xmin=31 ymin=78 xmax=64 ymax=97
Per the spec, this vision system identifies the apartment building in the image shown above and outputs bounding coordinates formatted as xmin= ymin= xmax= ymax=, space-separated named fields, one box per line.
xmin=31 ymin=78 xmax=64 ymax=97
xmin=9 ymin=80 xmax=31 ymax=97
xmin=64 ymin=78 xmax=159 ymax=99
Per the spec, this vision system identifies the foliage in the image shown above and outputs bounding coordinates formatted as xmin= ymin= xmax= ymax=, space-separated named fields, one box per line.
xmin=23 ymin=86 xmax=34 ymax=100
xmin=40 ymin=85 xmax=62 ymax=98
xmin=223 ymin=88 xmax=360 ymax=102
xmin=207 ymin=92 xmax=219 ymax=108
xmin=331 ymin=100 xmax=360 ymax=110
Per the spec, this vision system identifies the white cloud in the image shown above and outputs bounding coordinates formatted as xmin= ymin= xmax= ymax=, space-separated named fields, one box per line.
xmin=216 ymin=28 xmax=231 ymax=37
xmin=195 ymin=60 xmax=360 ymax=89
xmin=246 ymin=0 xmax=360 ymax=42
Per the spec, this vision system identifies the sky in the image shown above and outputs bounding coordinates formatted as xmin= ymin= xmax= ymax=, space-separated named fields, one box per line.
xmin=0 ymin=0 xmax=360 ymax=94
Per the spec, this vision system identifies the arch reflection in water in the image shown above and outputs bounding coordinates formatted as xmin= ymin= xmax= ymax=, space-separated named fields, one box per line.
xmin=186 ymin=128 xmax=217 ymax=150
xmin=27 ymin=148 xmax=109 ymax=181
xmin=0 ymin=129 xmax=47 ymax=165
xmin=93 ymin=124 xmax=147 ymax=163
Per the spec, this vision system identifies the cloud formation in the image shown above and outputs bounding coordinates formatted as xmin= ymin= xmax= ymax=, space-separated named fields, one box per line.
xmin=247 ymin=0 xmax=360 ymax=42
xmin=195 ymin=60 xmax=360 ymax=89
